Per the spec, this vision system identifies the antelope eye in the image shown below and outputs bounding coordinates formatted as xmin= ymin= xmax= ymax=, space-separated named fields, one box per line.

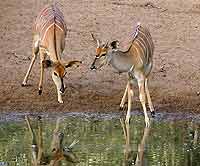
xmin=54 ymin=72 xmax=58 ymax=76
xmin=101 ymin=53 xmax=106 ymax=57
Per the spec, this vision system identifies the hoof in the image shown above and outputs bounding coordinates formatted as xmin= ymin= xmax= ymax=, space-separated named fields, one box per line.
xmin=151 ymin=111 xmax=155 ymax=118
xmin=37 ymin=116 xmax=42 ymax=120
xmin=58 ymin=100 xmax=64 ymax=104
xmin=119 ymin=104 xmax=127 ymax=111
xmin=21 ymin=83 xmax=26 ymax=87
xmin=38 ymin=89 xmax=42 ymax=95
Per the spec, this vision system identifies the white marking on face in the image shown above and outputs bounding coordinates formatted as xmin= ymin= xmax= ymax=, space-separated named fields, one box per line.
xmin=52 ymin=73 xmax=62 ymax=91
xmin=52 ymin=73 xmax=64 ymax=103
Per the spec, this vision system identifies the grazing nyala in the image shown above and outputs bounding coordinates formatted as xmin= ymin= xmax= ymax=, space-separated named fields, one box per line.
xmin=90 ymin=23 xmax=154 ymax=127
xmin=25 ymin=116 xmax=79 ymax=165
xmin=22 ymin=5 xmax=81 ymax=103
xmin=120 ymin=118 xmax=150 ymax=165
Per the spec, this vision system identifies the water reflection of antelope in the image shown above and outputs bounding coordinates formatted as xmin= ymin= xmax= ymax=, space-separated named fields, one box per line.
xmin=25 ymin=116 xmax=79 ymax=166
xmin=91 ymin=23 xmax=154 ymax=127
xmin=22 ymin=5 xmax=81 ymax=103
xmin=120 ymin=118 xmax=150 ymax=166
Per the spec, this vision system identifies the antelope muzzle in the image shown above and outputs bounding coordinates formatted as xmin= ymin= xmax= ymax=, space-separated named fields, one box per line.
xmin=90 ymin=58 xmax=97 ymax=70
xmin=60 ymin=78 xmax=65 ymax=94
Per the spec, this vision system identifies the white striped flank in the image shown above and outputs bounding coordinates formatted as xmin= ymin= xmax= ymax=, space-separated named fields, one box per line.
xmin=34 ymin=5 xmax=67 ymax=42
xmin=90 ymin=24 xmax=155 ymax=127
xmin=22 ymin=5 xmax=70 ymax=104
xmin=132 ymin=25 xmax=154 ymax=65
xmin=40 ymin=23 xmax=65 ymax=43
xmin=23 ymin=4 xmax=81 ymax=104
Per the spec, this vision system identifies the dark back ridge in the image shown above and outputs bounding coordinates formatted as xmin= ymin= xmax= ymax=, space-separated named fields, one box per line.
xmin=34 ymin=5 xmax=67 ymax=40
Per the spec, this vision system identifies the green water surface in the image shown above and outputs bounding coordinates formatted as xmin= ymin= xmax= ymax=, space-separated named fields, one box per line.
xmin=0 ymin=114 xmax=199 ymax=166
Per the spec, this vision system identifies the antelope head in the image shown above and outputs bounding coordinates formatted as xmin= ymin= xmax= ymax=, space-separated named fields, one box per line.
xmin=51 ymin=118 xmax=64 ymax=157
xmin=90 ymin=34 xmax=109 ymax=70
xmin=90 ymin=34 xmax=119 ymax=70
xmin=42 ymin=60 xmax=82 ymax=103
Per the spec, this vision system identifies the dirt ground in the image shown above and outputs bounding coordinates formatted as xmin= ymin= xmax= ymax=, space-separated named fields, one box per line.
xmin=0 ymin=0 xmax=200 ymax=115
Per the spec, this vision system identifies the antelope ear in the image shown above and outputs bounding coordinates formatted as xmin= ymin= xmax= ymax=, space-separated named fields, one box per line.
xmin=42 ymin=60 xmax=53 ymax=68
xmin=110 ymin=40 xmax=119 ymax=49
xmin=65 ymin=60 xmax=82 ymax=68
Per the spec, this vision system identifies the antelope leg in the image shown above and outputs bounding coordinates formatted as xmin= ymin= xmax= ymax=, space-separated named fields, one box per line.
xmin=125 ymin=82 xmax=133 ymax=124
xmin=37 ymin=116 xmax=44 ymax=163
xmin=145 ymin=79 xmax=155 ymax=117
xmin=25 ymin=116 xmax=38 ymax=165
xmin=120 ymin=82 xmax=129 ymax=110
xmin=138 ymin=79 xmax=150 ymax=127
xmin=135 ymin=127 xmax=150 ymax=165
xmin=120 ymin=118 xmax=132 ymax=164
xmin=120 ymin=118 xmax=127 ymax=140
xmin=38 ymin=50 xmax=46 ymax=95
xmin=22 ymin=43 xmax=38 ymax=86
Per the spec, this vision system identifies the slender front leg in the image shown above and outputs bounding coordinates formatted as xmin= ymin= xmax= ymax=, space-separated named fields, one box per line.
xmin=125 ymin=120 xmax=130 ymax=146
xmin=120 ymin=82 xmax=129 ymax=110
xmin=38 ymin=50 xmax=45 ymax=95
xmin=125 ymin=81 xmax=133 ymax=124
xmin=138 ymin=79 xmax=150 ymax=127
xmin=135 ymin=127 xmax=150 ymax=165
xmin=37 ymin=116 xmax=44 ymax=163
xmin=120 ymin=118 xmax=132 ymax=164
xmin=25 ymin=116 xmax=38 ymax=166
xmin=22 ymin=44 xmax=38 ymax=86
xmin=145 ymin=79 xmax=155 ymax=117
xmin=120 ymin=118 xmax=127 ymax=141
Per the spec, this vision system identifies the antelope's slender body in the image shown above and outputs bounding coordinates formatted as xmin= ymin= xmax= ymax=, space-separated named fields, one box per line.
xmin=91 ymin=24 xmax=154 ymax=127
xmin=22 ymin=5 xmax=81 ymax=103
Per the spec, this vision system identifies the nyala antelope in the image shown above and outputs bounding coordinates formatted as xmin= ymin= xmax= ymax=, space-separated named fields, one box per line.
xmin=22 ymin=5 xmax=81 ymax=103
xmin=120 ymin=118 xmax=150 ymax=165
xmin=25 ymin=116 xmax=79 ymax=165
xmin=90 ymin=23 xmax=154 ymax=127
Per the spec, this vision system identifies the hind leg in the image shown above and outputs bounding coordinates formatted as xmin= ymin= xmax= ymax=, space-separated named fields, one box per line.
xmin=125 ymin=81 xmax=133 ymax=124
xmin=138 ymin=78 xmax=150 ymax=127
xmin=120 ymin=82 xmax=128 ymax=110
xmin=145 ymin=79 xmax=155 ymax=117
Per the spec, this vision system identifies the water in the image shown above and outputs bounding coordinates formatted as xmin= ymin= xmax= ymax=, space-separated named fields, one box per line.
xmin=0 ymin=112 xmax=199 ymax=166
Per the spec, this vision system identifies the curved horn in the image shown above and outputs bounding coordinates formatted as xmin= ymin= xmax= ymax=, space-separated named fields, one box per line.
xmin=103 ymin=41 xmax=109 ymax=48
xmin=97 ymin=39 xmax=100 ymax=48
xmin=91 ymin=33 xmax=100 ymax=48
